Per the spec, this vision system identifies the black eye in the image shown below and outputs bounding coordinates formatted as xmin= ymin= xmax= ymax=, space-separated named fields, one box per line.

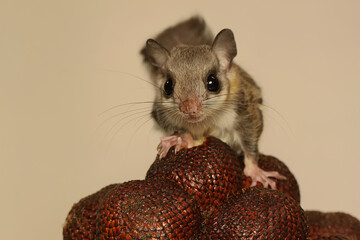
xmin=164 ymin=78 xmax=174 ymax=97
xmin=206 ymin=74 xmax=220 ymax=93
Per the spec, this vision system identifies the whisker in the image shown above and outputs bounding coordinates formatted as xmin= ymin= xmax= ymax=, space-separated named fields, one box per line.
xmin=260 ymin=103 xmax=294 ymax=137
xmin=207 ymin=92 xmax=242 ymax=99
xmin=98 ymin=101 xmax=154 ymax=117
xmin=155 ymin=105 xmax=181 ymax=126
xmin=96 ymin=105 xmax=153 ymax=133
xmin=98 ymin=100 xmax=176 ymax=117
xmin=260 ymin=103 xmax=287 ymax=123
xmin=201 ymin=89 xmax=207 ymax=99
xmin=204 ymin=96 xmax=294 ymax=137
xmin=102 ymin=69 xmax=160 ymax=90
xmin=205 ymin=106 xmax=235 ymax=118
xmin=105 ymin=109 xmax=152 ymax=140
xmin=107 ymin=111 xmax=152 ymax=148
xmin=126 ymin=115 xmax=155 ymax=152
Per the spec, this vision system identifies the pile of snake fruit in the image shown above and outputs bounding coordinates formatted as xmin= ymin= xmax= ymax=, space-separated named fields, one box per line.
xmin=63 ymin=136 xmax=359 ymax=239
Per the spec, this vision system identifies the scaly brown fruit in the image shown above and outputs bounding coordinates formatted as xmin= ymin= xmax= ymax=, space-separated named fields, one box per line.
xmin=203 ymin=187 xmax=309 ymax=239
xmin=146 ymin=136 xmax=243 ymax=216
xmin=96 ymin=180 xmax=202 ymax=240
xmin=63 ymin=184 xmax=117 ymax=240
xmin=306 ymin=211 xmax=360 ymax=240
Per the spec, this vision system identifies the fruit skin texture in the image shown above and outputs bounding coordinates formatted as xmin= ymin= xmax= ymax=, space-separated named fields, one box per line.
xmin=146 ymin=136 xmax=243 ymax=216
xmin=240 ymin=154 xmax=301 ymax=203
xmin=202 ymin=187 xmax=309 ymax=240
xmin=63 ymin=184 xmax=117 ymax=240
xmin=306 ymin=211 xmax=360 ymax=240
xmin=311 ymin=236 xmax=349 ymax=240
xmin=63 ymin=180 xmax=202 ymax=240
xmin=63 ymin=136 xmax=360 ymax=239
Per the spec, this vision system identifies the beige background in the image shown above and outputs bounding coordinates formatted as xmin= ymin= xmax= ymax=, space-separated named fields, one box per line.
xmin=1 ymin=1 xmax=359 ymax=239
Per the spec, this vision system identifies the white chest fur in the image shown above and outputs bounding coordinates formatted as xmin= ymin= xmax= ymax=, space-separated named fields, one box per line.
xmin=210 ymin=105 xmax=243 ymax=154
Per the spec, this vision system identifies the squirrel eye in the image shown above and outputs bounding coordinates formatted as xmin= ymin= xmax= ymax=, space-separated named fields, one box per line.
xmin=206 ymin=74 xmax=220 ymax=93
xmin=163 ymin=78 xmax=174 ymax=97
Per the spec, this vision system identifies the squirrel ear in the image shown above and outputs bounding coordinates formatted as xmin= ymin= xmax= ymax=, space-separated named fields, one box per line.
xmin=145 ymin=39 xmax=170 ymax=68
xmin=212 ymin=29 xmax=237 ymax=70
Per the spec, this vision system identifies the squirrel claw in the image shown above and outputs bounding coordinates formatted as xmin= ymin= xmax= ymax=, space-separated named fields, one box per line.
xmin=157 ymin=133 xmax=194 ymax=159
xmin=244 ymin=156 xmax=286 ymax=190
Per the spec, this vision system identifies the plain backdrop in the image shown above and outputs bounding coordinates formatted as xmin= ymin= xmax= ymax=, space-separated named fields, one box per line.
xmin=1 ymin=1 xmax=359 ymax=239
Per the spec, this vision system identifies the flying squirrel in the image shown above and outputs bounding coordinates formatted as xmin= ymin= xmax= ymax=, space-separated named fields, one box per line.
xmin=141 ymin=16 xmax=285 ymax=189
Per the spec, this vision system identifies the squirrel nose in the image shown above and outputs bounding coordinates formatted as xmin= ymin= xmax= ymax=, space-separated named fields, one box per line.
xmin=180 ymin=97 xmax=202 ymax=115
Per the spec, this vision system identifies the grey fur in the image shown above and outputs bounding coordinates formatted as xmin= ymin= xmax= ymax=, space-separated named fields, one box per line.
xmin=141 ymin=16 xmax=213 ymax=74
xmin=142 ymin=16 xmax=263 ymax=159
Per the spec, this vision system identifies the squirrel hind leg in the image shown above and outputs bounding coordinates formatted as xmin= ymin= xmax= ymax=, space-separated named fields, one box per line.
xmin=243 ymin=154 xmax=286 ymax=189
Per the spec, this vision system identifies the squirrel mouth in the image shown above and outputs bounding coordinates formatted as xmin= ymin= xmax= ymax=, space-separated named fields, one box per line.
xmin=185 ymin=114 xmax=203 ymax=123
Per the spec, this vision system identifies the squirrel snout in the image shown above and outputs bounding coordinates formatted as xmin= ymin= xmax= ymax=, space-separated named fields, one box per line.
xmin=179 ymin=97 xmax=202 ymax=116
